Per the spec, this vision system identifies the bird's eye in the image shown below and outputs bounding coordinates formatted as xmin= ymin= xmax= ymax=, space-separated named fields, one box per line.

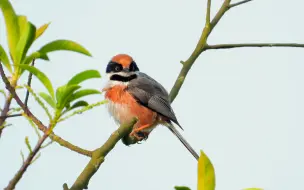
xmin=114 ymin=65 xmax=121 ymax=72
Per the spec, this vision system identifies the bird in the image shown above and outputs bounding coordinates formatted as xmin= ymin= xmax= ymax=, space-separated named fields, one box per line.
xmin=102 ymin=54 xmax=199 ymax=160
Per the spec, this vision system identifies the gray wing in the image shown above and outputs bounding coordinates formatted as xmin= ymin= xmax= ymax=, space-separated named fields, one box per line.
xmin=127 ymin=72 xmax=182 ymax=128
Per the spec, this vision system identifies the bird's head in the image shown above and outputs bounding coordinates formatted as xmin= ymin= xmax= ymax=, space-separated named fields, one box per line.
xmin=106 ymin=54 xmax=139 ymax=81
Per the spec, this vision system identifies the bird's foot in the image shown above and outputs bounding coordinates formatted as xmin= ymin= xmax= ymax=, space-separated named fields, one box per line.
xmin=130 ymin=130 xmax=149 ymax=142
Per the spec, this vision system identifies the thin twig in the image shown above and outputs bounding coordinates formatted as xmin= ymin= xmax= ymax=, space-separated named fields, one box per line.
xmin=67 ymin=118 xmax=137 ymax=190
xmin=229 ymin=0 xmax=253 ymax=8
xmin=0 ymin=64 xmax=92 ymax=156
xmin=4 ymin=133 xmax=49 ymax=190
xmin=0 ymin=113 xmax=22 ymax=119
xmin=24 ymin=59 xmax=35 ymax=107
xmin=206 ymin=0 xmax=211 ymax=26
xmin=205 ymin=43 xmax=304 ymax=50
xmin=169 ymin=0 xmax=232 ymax=102
xmin=0 ymin=92 xmax=13 ymax=137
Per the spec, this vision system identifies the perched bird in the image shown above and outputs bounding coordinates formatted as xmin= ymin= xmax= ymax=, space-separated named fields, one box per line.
xmin=103 ymin=54 xmax=199 ymax=160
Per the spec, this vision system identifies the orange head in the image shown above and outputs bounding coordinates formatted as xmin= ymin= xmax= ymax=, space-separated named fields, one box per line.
xmin=106 ymin=54 xmax=139 ymax=74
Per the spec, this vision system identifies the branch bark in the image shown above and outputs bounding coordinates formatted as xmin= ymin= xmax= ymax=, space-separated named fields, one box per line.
xmin=0 ymin=63 xmax=92 ymax=157
xmin=66 ymin=118 xmax=137 ymax=190
xmin=0 ymin=93 xmax=13 ymax=136
xmin=169 ymin=0 xmax=232 ymax=101
xmin=205 ymin=43 xmax=304 ymax=50
xmin=5 ymin=132 xmax=49 ymax=190
xmin=168 ymin=0 xmax=304 ymax=102
xmin=229 ymin=0 xmax=253 ymax=8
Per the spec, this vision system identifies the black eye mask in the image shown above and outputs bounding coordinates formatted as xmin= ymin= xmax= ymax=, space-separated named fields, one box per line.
xmin=106 ymin=61 xmax=123 ymax=73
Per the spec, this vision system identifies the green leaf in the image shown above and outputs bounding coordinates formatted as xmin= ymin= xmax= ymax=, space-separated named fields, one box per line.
xmin=35 ymin=22 xmax=50 ymax=40
xmin=17 ymin=65 xmax=54 ymax=99
xmin=0 ymin=89 xmax=6 ymax=98
xmin=67 ymin=70 xmax=101 ymax=86
xmin=56 ymin=85 xmax=81 ymax=110
xmin=69 ymin=89 xmax=100 ymax=102
xmin=174 ymin=186 xmax=191 ymax=190
xmin=69 ymin=100 xmax=89 ymax=110
xmin=39 ymin=39 xmax=92 ymax=57
xmin=22 ymin=51 xmax=49 ymax=65
xmin=15 ymin=16 xmax=36 ymax=64
xmin=39 ymin=92 xmax=56 ymax=108
xmin=0 ymin=0 xmax=20 ymax=62
xmin=0 ymin=45 xmax=12 ymax=73
xmin=197 ymin=150 xmax=215 ymax=190
xmin=25 ymin=136 xmax=32 ymax=153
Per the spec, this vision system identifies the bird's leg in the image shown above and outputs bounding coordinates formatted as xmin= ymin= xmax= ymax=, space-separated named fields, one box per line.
xmin=130 ymin=124 xmax=151 ymax=141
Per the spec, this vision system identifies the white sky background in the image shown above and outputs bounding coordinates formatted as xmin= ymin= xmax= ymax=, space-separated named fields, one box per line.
xmin=1 ymin=0 xmax=304 ymax=190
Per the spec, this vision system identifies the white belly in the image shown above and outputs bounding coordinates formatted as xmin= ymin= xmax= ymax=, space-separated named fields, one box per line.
xmin=106 ymin=99 xmax=133 ymax=125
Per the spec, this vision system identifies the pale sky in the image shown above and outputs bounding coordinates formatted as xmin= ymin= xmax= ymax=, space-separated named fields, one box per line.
xmin=1 ymin=0 xmax=304 ymax=190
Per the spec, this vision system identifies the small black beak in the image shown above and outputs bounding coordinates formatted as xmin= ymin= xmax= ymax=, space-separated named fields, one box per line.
xmin=122 ymin=68 xmax=129 ymax=72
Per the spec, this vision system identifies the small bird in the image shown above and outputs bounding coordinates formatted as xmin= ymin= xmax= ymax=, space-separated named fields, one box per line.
xmin=103 ymin=54 xmax=199 ymax=160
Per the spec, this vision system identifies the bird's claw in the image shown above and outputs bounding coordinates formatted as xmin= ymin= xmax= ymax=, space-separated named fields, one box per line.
xmin=130 ymin=130 xmax=149 ymax=142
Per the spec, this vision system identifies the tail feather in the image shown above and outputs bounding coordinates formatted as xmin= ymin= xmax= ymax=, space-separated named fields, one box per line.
xmin=167 ymin=124 xmax=199 ymax=160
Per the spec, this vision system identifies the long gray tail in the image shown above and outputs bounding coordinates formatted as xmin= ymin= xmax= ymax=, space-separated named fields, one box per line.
xmin=167 ymin=124 xmax=199 ymax=160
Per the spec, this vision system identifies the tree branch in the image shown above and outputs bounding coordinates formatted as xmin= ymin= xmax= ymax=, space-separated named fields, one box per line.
xmin=206 ymin=0 xmax=211 ymax=26
xmin=66 ymin=118 xmax=137 ymax=190
xmin=205 ymin=43 xmax=304 ymax=50
xmin=169 ymin=0 xmax=232 ymax=102
xmin=0 ymin=63 xmax=92 ymax=156
xmin=229 ymin=0 xmax=253 ymax=9
xmin=5 ymin=132 xmax=49 ymax=190
xmin=24 ymin=59 xmax=35 ymax=107
xmin=0 ymin=94 xmax=13 ymax=137
xmin=0 ymin=63 xmax=93 ymax=189
xmin=0 ymin=113 xmax=22 ymax=119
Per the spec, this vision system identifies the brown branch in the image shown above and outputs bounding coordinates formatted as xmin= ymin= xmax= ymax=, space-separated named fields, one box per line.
xmin=0 ymin=113 xmax=22 ymax=119
xmin=0 ymin=60 xmax=14 ymax=137
xmin=66 ymin=118 xmax=137 ymax=190
xmin=0 ymin=63 xmax=94 ymax=189
xmin=24 ymin=59 xmax=35 ymax=107
xmin=0 ymin=94 xmax=13 ymax=137
xmin=4 ymin=132 xmax=49 ymax=190
xmin=229 ymin=0 xmax=253 ymax=8
xmin=205 ymin=43 xmax=304 ymax=50
xmin=0 ymin=63 xmax=92 ymax=157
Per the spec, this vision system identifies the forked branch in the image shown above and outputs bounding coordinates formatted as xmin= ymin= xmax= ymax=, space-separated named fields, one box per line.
xmin=169 ymin=0 xmax=304 ymax=102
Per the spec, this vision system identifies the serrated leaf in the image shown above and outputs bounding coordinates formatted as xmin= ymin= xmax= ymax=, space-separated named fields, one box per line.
xmin=56 ymin=85 xmax=81 ymax=110
xmin=17 ymin=65 xmax=54 ymax=99
xmin=68 ymin=70 xmax=101 ymax=86
xmin=174 ymin=186 xmax=191 ymax=190
xmin=15 ymin=17 xmax=36 ymax=64
xmin=35 ymin=22 xmax=50 ymax=40
xmin=0 ymin=45 xmax=12 ymax=73
xmin=39 ymin=39 xmax=92 ymax=57
xmin=69 ymin=89 xmax=100 ymax=102
xmin=69 ymin=100 xmax=89 ymax=110
xmin=0 ymin=0 xmax=20 ymax=62
xmin=39 ymin=92 xmax=56 ymax=108
xmin=198 ymin=150 xmax=215 ymax=190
